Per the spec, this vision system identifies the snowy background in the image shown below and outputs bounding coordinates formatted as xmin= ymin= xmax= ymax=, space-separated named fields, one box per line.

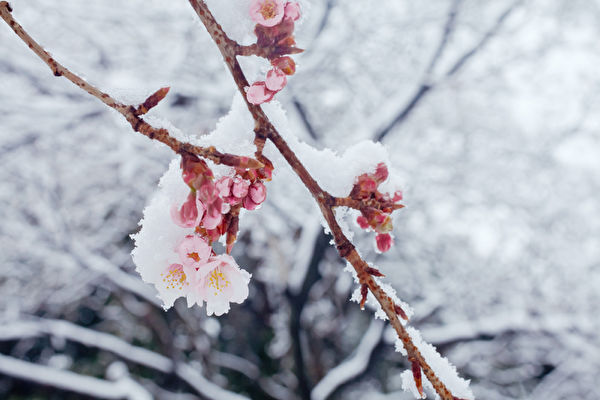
xmin=1 ymin=0 xmax=600 ymax=399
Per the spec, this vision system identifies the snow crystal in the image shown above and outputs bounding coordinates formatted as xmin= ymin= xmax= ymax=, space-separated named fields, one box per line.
xmin=401 ymin=369 xmax=425 ymax=399
xmin=394 ymin=338 xmax=407 ymax=356
xmin=404 ymin=327 xmax=474 ymax=400
xmin=350 ymin=274 xmax=414 ymax=324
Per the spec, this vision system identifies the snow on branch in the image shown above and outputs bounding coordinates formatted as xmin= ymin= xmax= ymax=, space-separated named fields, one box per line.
xmin=0 ymin=318 xmax=249 ymax=400
xmin=0 ymin=353 xmax=152 ymax=400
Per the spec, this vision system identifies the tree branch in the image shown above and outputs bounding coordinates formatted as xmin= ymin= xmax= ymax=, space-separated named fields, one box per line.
xmin=187 ymin=1 xmax=458 ymax=398
xmin=0 ymin=1 xmax=262 ymax=170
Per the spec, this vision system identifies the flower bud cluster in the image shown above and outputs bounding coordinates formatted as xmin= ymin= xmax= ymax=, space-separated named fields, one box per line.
xmin=351 ymin=163 xmax=403 ymax=253
xmin=161 ymin=153 xmax=273 ymax=314
xmin=246 ymin=0 xmax=301 ymax=105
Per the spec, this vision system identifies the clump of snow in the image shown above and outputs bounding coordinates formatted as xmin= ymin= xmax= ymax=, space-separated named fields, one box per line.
xmin=131 ymin=159 xmax=193 ymax=309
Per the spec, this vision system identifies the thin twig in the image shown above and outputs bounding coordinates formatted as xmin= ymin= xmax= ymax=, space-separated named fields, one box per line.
xmin=187 ymin=1 xmax=457 ymax=398
xmin=0 ymin=1 xmax=262 ymax=170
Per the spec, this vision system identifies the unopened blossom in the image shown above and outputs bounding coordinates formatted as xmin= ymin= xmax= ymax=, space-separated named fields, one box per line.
xmin=250 ymin=0 xmax=285 ymax=27
xmin=197 ymin=182 xmax=224 ymax=230
xmin=247 ymin=82 xmax=275 ymax=105
xmin=193 ymin=254 xmax=251 ymax=316
xmin=171 ymin=191 xmax=205 ymax=228
xmin=243 ymin=182 xmax=267 ymax=210
xmin=376 ymin=233 xmax=393 ymax=253
xmin=284 ymin=1 xmax=301 ymax=21
xmin=232 ymin=177 xmax=250 ymax=199
xmin=265 ymin=68 xmax=287 ymax=91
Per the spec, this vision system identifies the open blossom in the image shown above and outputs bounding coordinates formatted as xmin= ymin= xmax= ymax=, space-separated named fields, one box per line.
xmin=193 ymin=254 xmax=251 ymax=316
xmin=250 ymin=0 xmax=285 ymax=27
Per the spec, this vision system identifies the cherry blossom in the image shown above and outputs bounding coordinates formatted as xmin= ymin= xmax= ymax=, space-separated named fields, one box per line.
xmin=197 ymin=182 xmax=224 ymax=230
xmin=249 ymin=0 xmax=285 ymax=27
xmin=194 ymin=254 xmax=252 ymax=316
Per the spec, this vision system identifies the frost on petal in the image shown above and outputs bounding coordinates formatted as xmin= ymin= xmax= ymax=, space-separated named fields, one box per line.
xmin=246 ymin=82 xmax=275 ymax=105
xmin=284 ymin=1 xmax=301 ymax=21
xmin=216 ymin=176 xmax=233 ymax=197
xmin=265 ymin=68 xmax=287 ymax=92
xmin=249 ymin=0 xmax=285 ymax=27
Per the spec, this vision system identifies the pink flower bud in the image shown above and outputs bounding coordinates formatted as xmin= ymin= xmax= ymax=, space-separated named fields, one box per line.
xmin=170 ymin=192 xmax=204 ymax=228
xmin=247 ymin=82 xmax=275 ymax=105
xmin=284 ymin=1 xmax=301 ymax=21
xmin=265 ymin=68 xmax=287 ymax=92
xmin=250 ymin=0 xmax=285 ymax=27
xmin=393 ymin=190 xmax=403 ymax=202
xmin=215 ymin=177 xmax=233 ymax=197
xmin=232 ymin=178 xmax=250 ymax=198
xmin=249 ymin=182 xmax=267 ymax=204
xmin=374 ymin=163 xmax=389 ymax=183
xmin=376 ymin=233 xmax=393 ymax=253
xmin=271 ymin=56 xmax=296 ymax=75
xmin=242 ymin=195 xmax=259 ymax=210
xmin=356 ymin=215 xmax=370 ymax=229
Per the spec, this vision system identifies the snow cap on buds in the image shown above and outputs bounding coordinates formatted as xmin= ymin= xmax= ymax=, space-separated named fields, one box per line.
xmin=376 ymin=233 xmax=393 ymax=253
xmin=247 ymin=82 xmax=275 ymax=105
xmin=265 ymin=68 xmax=287 ymax=91
xmin=194 ymin=254 xmax=252 ymax=316
xmin=250 ymin=0 xmax=285 ymax=27
xmin=284 ymin=1 xmax=301 ymax=21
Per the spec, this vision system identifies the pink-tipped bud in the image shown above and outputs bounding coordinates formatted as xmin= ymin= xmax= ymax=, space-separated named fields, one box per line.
xmin=265 ymin=68 xmax=287 ymax=92
xmin=393 ymin=190 xmax=403 ymax=202
xmin=216 ymin=177 xmax=233 ymax=197
xmin=284 ymin=1 xmax=301 ymax=21
xmin=271 ymin=56 xmax=296 ymax=75
xmin=171 ymin=192 xmax=204 ymax=228
xmin=376 ymin=233 xmax=393 ymax=253
xmin=242 ymin=196 xmax=259 ymax=210
xmin=232 ymin=178 xmax=250 ymax=198
xmin=247 ymin=82 xmax=276 ymax=105
xmin=356 ymin=215 xmax=370 ymax=229
xmin=249 ymin=182 xmax=267 ymax=204
xmin=374 ymin=163 xmax=389 ymax=183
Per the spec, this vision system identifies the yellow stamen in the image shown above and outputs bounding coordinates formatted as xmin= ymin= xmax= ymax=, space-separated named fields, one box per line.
xmin=260 ymin=1 xmax=277 ymax=19
xmin=207 ymin=268 xmax=230 ymax=295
